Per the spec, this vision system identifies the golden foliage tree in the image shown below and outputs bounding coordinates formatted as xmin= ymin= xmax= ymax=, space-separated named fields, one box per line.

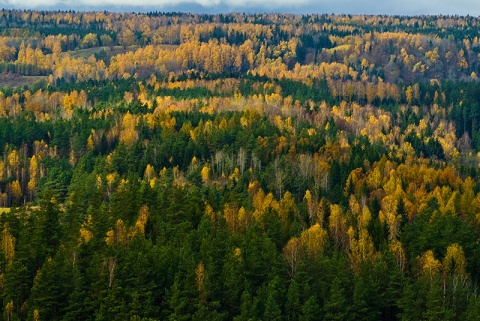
xmin=283 ymin=237 xmax=303 ymax=278
xmin=300 ymin=223 xmax=328 ymax=259
xmin=1 ymin=225 xmax=15 ymax=265
xmin=329 ymin=204 xmax=348 ymax=250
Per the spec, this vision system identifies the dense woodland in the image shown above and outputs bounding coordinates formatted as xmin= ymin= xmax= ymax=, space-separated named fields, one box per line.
xmin=0 ymin=9 xmax=480 ymax=320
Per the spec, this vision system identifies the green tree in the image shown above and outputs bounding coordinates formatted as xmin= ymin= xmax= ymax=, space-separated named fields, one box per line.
xmin=323 ymin=276 xmax=351 ymax=321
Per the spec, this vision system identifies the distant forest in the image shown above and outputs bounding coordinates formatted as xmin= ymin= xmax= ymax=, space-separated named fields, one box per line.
xmin=0 ymin=10 xmax=479 ymax=320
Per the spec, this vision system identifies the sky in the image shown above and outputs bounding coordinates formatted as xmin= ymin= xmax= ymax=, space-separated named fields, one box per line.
xmin=0 ymin=0 xmax=479 ymax=16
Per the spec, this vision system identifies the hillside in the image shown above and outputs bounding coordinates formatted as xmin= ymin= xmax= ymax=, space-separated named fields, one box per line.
xmin=0 ymin=10 xmax=479 ymax=320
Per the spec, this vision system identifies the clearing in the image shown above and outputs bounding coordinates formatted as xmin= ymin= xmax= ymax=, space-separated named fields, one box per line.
xmin=0 ymin=73 xmax=47 ymax=88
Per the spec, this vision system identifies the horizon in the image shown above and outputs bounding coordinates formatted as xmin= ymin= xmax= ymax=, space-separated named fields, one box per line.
xmin=0 ymin=0 xmax=479 ymax=16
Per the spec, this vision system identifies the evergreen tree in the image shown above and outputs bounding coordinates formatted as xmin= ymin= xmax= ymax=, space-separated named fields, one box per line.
xmin=323 ymin=276 xmax=351 ymax=321
xmin=300 ymin=296 xmax=321 ymax=321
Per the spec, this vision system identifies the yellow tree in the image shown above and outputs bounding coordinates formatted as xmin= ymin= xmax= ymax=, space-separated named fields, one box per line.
xmin=379 ymin=194 xmax=400 ymax=241
xmin=390 ymin=239 xmax=407 ymax=272
xmin=304 ymin=190 xmax=317 ymax=223
xmin=405 ymin=85 xmax=413 ymax=105
xmin=132 ymin=205 xmax=150 ymax=237
xmin=10 ymin=180 xmax=22 ymax=202
xmin=17 ymin=41 xmax=26 ymax=64
xmin=105 ymin=219 xmax=127 ymax=248
xmin=277 ymin=191 xmax=295 ymax=227
xmin=223 ymin=203 xmax=239 ymax=233
xmin=459 ymin=177 xmax=475 ymax=218
xmin=81 ymin=33 xmax=99 ymax=48
xmin=300 ymin=223 xmax=328 ymax=259
xmin=1 ymin=225 xmax=15 ymax=265
xmin=201 ymin=165 xmax=210 ymax=184
xmin=119 ymin=112 xmax=138 ymax=145
xmin=121 ymin=29 xmax=135 ymax=48
xmin=4 ymin=300 xmax=13 ymax=321
xmin=419 ymin=250 xmax=442 ymax=282
xmin=0 ymin=160 xmax=5 ymax=183
xmin=33 ymin=310 xmax=40 ymax=321
xmin=425 ymin=47 xmax=439 ymax=70
xmin=457 ymin=49 xmax=468 ymax=70
xmin=195 ymin=262 xmax=206 ymax=302
xmin=329 ymin=204 xmax=348 ymax=250
xmin=29 ymin=154 xmax=39 ymax=180
xmin=78 ymin=215 xmax=94 ymax=244
xmin=348 ymin=226 xmax=376 ymax=272
xmin=7 ymin=149 xmax=19 ymax=178
xmin=0 ymin=40 xmax=16 ymax=62
xmin=144 ymin=164 xmax=156 ymax=181
xmin=442 ymin=243 xmax=467 ymax=280
xmin=283 ymin=237 xmax=303 ymax=278
xmin=0 ymin=92 xmax=6 ymax=117
xmin=237 ymin=207 xmax=253 ymax=231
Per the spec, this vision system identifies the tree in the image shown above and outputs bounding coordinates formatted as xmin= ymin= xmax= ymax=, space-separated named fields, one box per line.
xmin=119 ymin=112 xmax=138 ymax=146
xmin=300 ymin=295 xmax=321 ymax=321
xmin=234 ymin=291 xmax=259 ymax=321
xmin=329 ymin=204 xmax=348 ymax=251
xmin=285 ymin=280 xmax=301 ymax=321
xmin=323 ymin=277 xmax=351 ymax=321
xmin=30 ymin=254 xmax=71 ymax=320
xmin=167 ymin=275 xmax=195 ymax=321
xmin=1 ymin=225 xmax=15 ymax=265
xmin=300 ymin=223 xmax=328 ymax=259
xmin=283 ymin=237 xmax=303 ymax=278
xmin=81 ymin=33 xmax=99 ymax=48
xmin=263 ymin=291 xmax=283 ymax=321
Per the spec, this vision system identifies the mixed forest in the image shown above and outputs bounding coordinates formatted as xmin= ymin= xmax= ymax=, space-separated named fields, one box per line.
xmin=0 ymin=9 xmax=480 ymax=320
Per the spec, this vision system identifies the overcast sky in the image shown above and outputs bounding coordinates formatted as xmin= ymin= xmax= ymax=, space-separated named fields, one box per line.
xmin=1 ymin=0 xmax=479 ymax=16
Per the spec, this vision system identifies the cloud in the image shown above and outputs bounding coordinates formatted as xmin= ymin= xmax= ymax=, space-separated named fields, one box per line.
xmin=0 ymin=0 xmax=479 ymax=15
xmin=2 ymin=0 xmax=309 ymax=7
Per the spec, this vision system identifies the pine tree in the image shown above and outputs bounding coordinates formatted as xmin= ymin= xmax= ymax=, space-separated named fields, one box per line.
xmin=167 ymin=275 xmax=194 ymax=321
xmin=285 ymin=280 xmax=301 ymax=321
xmin=300 ymin=296 xmax=321 ymax=321
xmin=233 ymin=291 xmax=260 ymax=321
xmin=323 ymin=277 xmax=351 ymax=321
xmin=263 ymin=291 xmax=283 ymax=321
xmin=63 ymin=266 xmax=91 ymax=321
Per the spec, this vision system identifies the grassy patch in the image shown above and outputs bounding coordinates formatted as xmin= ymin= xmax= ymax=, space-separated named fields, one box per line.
xmin=324 ymin=44 xmax=351 ymax=53
xmin=0 ymin=208 xmax=11 ymax=214
xmin=65 ymin=44 xmax=178 ymax=60
xmin=0 ymin=73 xmax=46 ymax=88
xmin=65 ymin=45 xmax=139 ymax=59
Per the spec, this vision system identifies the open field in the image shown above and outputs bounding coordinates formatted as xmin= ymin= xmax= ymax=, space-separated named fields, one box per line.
xmin=64 ymin=44 xmax=178 ymax=60
xmin=65 ymin=45 xmax=139 ymax=59
xmin=0 ymin=73 xmax=46 ymax=88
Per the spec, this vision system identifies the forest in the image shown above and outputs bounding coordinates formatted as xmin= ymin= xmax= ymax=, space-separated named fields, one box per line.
xmin=0 ymin=9 xmax=479 ymax=320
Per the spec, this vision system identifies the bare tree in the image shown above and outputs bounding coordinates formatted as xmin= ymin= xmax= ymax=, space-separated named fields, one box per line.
xmin=237 ymin=147 xmax=247 ymax=175
xmin=273 ymin=156 xmax=285 ymax=199
xmin=251 ymin=152 xmax=261 ymax=174
xmin=297 ymin=153 xmax=313 ymax=194
xmin=213 ymin=150 xmax=225 ymax=176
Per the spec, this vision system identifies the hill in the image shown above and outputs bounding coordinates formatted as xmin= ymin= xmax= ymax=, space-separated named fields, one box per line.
xmin=0 ymin=10 xmax=479 ymax=320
